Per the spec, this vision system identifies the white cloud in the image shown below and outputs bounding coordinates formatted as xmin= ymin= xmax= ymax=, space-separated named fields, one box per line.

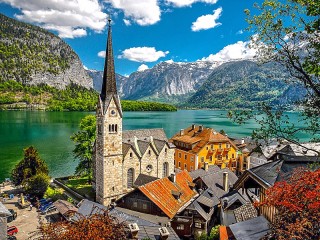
xmin=201 ymin=40 xmax=257 ymax=62
xmin=123 ymin=19 xmax=131 ymax=26
xmin=105 ymin=0 xmax=161 ymax=26
xmin=98 ymin=51 xmax=106 ymax=58
xmin=119 ymin=47 xmax=169 ymax=62
xmin=191 ymin=7 xmax=222 ymax=31
xmin=137 ymin=64 xmax=149 ymax=71
xmin=1 ymin=0 xmax=107 ymax=38
xmin=236 ymin=29 xmax=244 ymax=35
xmin=166 ymin=0 xmax=218 ymax=7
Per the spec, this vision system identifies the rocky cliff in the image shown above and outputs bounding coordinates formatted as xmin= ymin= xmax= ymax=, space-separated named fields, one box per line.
xmin=0 ymin=14 xmax=92 ymax=89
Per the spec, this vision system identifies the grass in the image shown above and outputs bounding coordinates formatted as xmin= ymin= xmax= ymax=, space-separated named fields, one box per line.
xmin=65 ymin=175 xmax=95 ymax=200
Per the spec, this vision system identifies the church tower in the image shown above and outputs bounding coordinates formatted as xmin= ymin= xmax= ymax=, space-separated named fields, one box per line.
xmin=95 ymin=19 xmax=123 ymax=206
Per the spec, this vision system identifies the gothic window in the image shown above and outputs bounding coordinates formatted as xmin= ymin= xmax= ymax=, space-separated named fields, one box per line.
xmin=127 ymin=168 xmax=134 ymax=188
xmin=109 ymin=124 xmax=118 ymax=133
xmin=129 ymin=152 xmax=133 ymax=158
xmin=163 ymin=162 xmax=169 ymax=178
xmin=148 ymin=150 xmax=151 ymax=156
xmin=164 ymin=148 xmax=167 ymax=154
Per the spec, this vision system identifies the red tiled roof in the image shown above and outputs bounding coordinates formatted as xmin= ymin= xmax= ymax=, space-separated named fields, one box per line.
xmin=138 ymin=171 xmax=197 ymax=219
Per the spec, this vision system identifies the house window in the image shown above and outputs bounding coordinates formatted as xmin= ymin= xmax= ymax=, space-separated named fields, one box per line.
xmin=219 ymin=143 xmax=222 ymax=149
xmin=178 ymin=162 xmax=181 ymax=168
xmin=218 ymin=155 xmax=222 ymax=160
xmin=191 ymin=156 xmax=194 ymax=162
xmin=206 ymin=147 xmax=208 ymax=150
xmin=209 ymin=156 xmax=213 ymax=162
xmin=201 ymin=157 xmax=204 ymax=162
xmin=232 ymin=153 xmax=235 ymax=158
xmin=184 ymin=163 xmax=187 ymax=169
xmin=190 ymin=166 xmax=193 ymax=171
xmin=211 ymin=144 xmax=213 ymax=149
xmin=226 ymin=154 xmax=229 ymax=160
xmin=177 ymin=224 xmax=184 ymax=230
xmin=195 ymin=222 xmax=202 ymax=228
xmin=127 ymin=168 xmax=134 ymax=188
xmin=163 ymin=162 xmax=169 ymax=178
xmin=133 ymin=202 xmax=137 ymax=208
xmin=226 ymin=143 xmax=230 ymax=148
xmin=142 ymin=203 xmax=147 ymax=210
xmin=184 ymin=154 xmax=187 ymax=160
xmin=178 ymin=153 xmax=182 ymax=158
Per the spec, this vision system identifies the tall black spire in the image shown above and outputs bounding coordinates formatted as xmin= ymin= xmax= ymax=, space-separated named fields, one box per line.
xmin=100 ymin=18 xmax=117 ymax=100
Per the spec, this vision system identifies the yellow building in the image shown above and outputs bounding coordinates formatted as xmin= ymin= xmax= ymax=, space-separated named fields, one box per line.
xmin=170 ymin=125 xmax=238 ymax=172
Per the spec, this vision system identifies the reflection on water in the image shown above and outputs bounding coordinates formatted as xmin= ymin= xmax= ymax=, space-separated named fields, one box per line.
xmin=0 ymin=110 xmax=308 ymax=181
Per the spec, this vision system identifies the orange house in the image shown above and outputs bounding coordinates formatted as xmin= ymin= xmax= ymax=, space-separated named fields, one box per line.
xmin=170 ymin=125 xmax=238 ymax=172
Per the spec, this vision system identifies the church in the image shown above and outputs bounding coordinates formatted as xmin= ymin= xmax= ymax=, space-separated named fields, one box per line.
xmin=93 ymin=20 xmax=175 ymax=206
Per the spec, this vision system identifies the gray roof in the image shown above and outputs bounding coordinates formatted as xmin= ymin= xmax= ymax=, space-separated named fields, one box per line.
xmin=0 ymin=202 xmax=11 ymax=217
xmin=189 ymin=165 xmax=221 ymax=179
xmin=137 ymin=140 xmax=150 ymax=156
xmin=123 ymin=129 xmax=168 ymax=142
xmin=74 ymin=199 xmax=158 ymax=227
xmin=229 ymin=216 xmax=270 ymax=240
xmin=153 ymin=139 xmax=167 ymax=152
xmin=198 ymin=168 xmax=238 ymax=199
xmin=134 ymin=225 xmax=180 ymax=240
xmin=221 ymin=190 xmax=248 ymax=210
xmin=134 ymin=174 xmax=159 ymax=187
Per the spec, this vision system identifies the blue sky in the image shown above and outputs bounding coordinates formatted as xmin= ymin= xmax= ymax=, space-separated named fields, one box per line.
xmin=0 ymin=0 xmax=263 ymax=76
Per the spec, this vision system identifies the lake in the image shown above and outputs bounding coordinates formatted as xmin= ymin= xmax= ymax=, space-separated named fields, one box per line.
xmin=0 ymin=110 xmax=309 ymax=181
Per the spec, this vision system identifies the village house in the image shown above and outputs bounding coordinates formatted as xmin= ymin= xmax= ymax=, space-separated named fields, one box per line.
xmin=233 ymin=153 xmax=319 ymax=223
xmin=92 ymin=20 xmax=175 ymax=206
xmin=170 ymin=125 xmax=239 ymax=173
xmin=74 ymin=199 xmax=180 ymax=240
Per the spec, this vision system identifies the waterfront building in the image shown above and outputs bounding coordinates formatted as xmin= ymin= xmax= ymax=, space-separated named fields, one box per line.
xmin=170 ymin=125 xmax=238 ymax=172
xmin=93 ymin=20 xmax=175 ymax=206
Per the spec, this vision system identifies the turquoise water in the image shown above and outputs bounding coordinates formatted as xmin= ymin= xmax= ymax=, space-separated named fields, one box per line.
xmin=0 ymin=110 xmax=308 ymax=181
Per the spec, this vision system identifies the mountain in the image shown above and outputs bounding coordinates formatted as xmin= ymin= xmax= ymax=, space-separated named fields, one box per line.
xmin=86 ymin=69 xmax=128 ymax=96
xmin=89 ymin=61 xmax=219 ymax=103
xmin=0 ymin=14 xmax=92 ymax=89
xmin=184 ymin=60 xmax=306 ymax=109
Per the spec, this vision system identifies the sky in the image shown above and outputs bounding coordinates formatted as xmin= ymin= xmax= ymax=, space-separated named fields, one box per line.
xmin=0 ymin=0 xmax=263 ymax=76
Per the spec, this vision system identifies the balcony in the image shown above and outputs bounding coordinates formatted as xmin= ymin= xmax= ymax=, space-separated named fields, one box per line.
xmin=224 ymin=147 xmax=231 ymax=152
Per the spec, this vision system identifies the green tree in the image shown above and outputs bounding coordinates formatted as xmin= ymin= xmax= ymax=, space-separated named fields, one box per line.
xmin=230 ymin=0 xmax=320 ymax=146
xmin=70 ymin=115 xmax=96 ymax=178
xmin=11 ymin=146 xmax=49 ymax=186
xmin=24 ymin=173 xmax=50 ymax=198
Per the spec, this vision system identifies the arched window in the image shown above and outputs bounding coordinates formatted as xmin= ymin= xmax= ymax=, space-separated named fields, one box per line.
xmin=163 ymin=162 xmax=169 ymax=178
xmin=127 ymin=168 xmax=134 ymax=188
xmin=115 ymin=124 xmax=118 ymax=132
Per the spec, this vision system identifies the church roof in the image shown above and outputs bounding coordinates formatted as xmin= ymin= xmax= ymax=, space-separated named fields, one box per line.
xmin=99 ymin=19 xmax=122 ymax=116
xmin=138 ymin=171 xmax=197 ymax=219
xmin=123 ymin=129 xmax=168 ymax=142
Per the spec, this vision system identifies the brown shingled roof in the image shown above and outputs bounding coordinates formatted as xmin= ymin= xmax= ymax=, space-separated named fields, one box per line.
xmin=171 ymin=125 xmax=238 ymax=154
xmin=138 ymin=171 xmax=197 ymax=219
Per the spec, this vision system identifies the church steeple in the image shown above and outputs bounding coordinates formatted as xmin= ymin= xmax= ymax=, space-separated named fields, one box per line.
xmin=101 ymin=18 xmax=117 ymax=100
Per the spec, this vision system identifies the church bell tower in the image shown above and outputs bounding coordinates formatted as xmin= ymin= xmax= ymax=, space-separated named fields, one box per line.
xmin=95 ymin=19 xmax=123 ymax=206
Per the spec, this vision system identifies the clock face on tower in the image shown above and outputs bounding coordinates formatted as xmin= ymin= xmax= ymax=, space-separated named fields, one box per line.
xmin=110 ymin=109 xmax=117 ymax=117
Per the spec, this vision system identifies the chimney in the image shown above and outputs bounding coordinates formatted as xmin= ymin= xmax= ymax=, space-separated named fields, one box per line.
xmin=170 ymin=173 xmax=176 ymax=183
xmin=159 ymin=227 xmax=170 ymax=240
xmin=180 ymin=129 xmax=184 ymax=136
xmin=199 ymin=125 xmax=203 ymax=132
xmin=128 ymin=223 xmax=139 ymax=239
xmin=241 ymin=138 xmax=245 ymax=144
xmin=204 ymin=162 xmax=209 ymax=171
xmin=223 ymin=172 xmax=229 ymax=192
xmin=192 ymin=124 xmax=195 ymax=130
xmin=246 ymin=157 xmax=250 ymax=170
